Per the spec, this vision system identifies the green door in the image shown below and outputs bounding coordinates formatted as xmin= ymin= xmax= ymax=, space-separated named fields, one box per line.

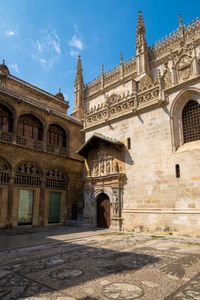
xmin=48 ymin=192 xmax=60 ymax=223
xmin=18 ymin=190 xmax=34 ymax=225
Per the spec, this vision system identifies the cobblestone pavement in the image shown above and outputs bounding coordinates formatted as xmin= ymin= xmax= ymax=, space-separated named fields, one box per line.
xmin=0 ymin=229 xmax=200 ymax=299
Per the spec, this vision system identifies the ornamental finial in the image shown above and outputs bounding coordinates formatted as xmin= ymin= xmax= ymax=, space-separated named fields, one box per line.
xmin=101 ymin=64 xmax=104 ymax=74
xmin=179 ymin=14 xmax=183 ymax=27
xmin=120 ymin=52 xmax=123 ymax=63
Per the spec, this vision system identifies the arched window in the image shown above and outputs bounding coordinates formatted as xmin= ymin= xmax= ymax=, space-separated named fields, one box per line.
xmin=47 ymin=124 xmax=66 ymax=147
xmin=18 ymin=114 xmax=43 ymax=140
xmin=182 ymin=100 xmax=200 ymax=143
xmin=0 ymin=104 xmax=13 ymax=132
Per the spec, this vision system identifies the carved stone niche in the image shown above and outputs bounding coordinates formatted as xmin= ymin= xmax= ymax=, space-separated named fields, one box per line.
xmin=176 ymin=55 xmax=192 ymax=82
xmin=162 ymin=69 xmax=172 ymax=89
xmin=138 ymin=74 xmax=153 ymax=92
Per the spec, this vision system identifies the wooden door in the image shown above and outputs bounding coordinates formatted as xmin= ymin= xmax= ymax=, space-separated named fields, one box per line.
xmin=18 ymin=190 xmax=33 ymax=225
xmin=48 ymin=192 xmax=60 ymax=223
xmin=97 ymin=193 xmax=110 ymax=228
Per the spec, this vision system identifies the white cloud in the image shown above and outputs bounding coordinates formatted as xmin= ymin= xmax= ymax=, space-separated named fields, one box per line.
xmin=69 ymin=35 xmax=83 ymax=50
xmin=8 ymin=63 xmax=19 ymax=73
xmin=70 ymin=50 xmax=80 ymax=57
xmin=5 ymin=30 xmax=16 ymax=37
xmin=32 ymin=30 xmax=61 ymax=69
xmin=63 ymin=93 xmax=69 ymax=100
xmin=73 ymin=24 xmax=78 ymax=32
xmin=36 ymin=40 xmax=42 ymax=52
xmin=52 ymin=40 xmax=61 ymax=54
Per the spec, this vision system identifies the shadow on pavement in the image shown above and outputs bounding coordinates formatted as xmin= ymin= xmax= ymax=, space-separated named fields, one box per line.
xmin=0 ymin=232 xmax=160 ymax=299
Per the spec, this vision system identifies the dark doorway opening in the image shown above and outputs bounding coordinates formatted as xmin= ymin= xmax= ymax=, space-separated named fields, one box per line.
xmin=97 ymin=193 xmax=110 ymax=228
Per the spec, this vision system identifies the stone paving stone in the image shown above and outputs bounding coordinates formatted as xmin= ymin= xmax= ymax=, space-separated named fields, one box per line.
xmin=0 ymin=230 xmax=200 ymax=299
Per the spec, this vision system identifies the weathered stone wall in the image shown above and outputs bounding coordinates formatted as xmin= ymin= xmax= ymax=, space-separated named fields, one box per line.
xmin=85 ymin=80 xmax=200 ymax=235
xmin=0 ymin=72 xmax=84 ymax=228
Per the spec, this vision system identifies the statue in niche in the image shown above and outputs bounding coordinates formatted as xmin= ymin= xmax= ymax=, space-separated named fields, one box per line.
xmin=100 ymin=161 xmax=104 ymax=174
xmin=112 ymin=191 xmax=119 ymax=216
xmin=114 ymin=161 xmax=119 ymax=173
xmin=95 ymin=163 xmax=99 ymax=176
xmin=106 ymin=161 xmax=110 ymax=174
xmin=112 ymin=202 xmax=119 ymax=216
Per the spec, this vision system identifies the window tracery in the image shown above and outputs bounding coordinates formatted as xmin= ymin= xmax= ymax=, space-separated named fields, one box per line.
xmin=14 ymin=163 xmax=41 ymax=186
xmin=0 ymin=158 xmax=10 ymax=184
xmin=0 ymin=104 xmax=13 ymax=132
xmin=17 ymin=114 xmax=43 ymax=140
xmin=46 ymin=168 xmax=66 ymax=189
xmin=47 ymin=124 xmax=66 ymax=147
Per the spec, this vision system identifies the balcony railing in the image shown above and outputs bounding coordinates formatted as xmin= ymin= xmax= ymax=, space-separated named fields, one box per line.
xmin=0 ymin=130 xmax=68 ymax=157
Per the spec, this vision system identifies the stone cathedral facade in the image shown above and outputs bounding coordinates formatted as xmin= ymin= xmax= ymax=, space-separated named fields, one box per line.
xmin=1 ymin=12 xmax=200 ymax=236
xmin=74 ymin=13 xmax=200 ymax=236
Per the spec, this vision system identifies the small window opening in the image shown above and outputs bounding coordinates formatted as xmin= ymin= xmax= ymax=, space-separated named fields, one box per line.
xmin=127 ymin=138 xmax=131 ymax=149
xmin=175 ymin=164 xmax=180 ymax=178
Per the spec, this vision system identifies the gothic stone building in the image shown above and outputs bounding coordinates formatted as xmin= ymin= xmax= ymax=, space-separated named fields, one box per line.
xmin=74 ymin=13 xmax=200 ymax=236
xmin=1 ymin=13 xmax=200 ymax=236
xmin=0 ymin=62 xmax=83 ymax=228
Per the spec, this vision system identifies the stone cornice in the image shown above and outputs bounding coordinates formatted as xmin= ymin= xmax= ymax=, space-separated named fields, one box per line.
xmin=0 ymin=85 xmax=82 ymax=126
xmin=8 ymin=75 xmax=69 ymax=108
xmin=123 ymin=208 xmax=200 ymax=214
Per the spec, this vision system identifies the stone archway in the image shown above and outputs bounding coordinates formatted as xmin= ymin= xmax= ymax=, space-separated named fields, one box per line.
xmin=96 ymin=193 xmax=110 ymax=228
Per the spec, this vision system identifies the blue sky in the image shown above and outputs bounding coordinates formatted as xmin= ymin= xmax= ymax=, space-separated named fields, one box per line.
xmin=0 ymin=0 xmax=199 ymax=114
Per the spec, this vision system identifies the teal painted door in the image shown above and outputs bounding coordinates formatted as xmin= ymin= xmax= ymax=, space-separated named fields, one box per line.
xmin=18 ymin=190 xmax=34 ymax=225
xmin=48 ymin=192 xmax=60 ymax=223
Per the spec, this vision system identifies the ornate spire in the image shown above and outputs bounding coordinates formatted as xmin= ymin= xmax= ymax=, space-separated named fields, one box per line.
xmin=75 ymin=55 xmax=83 ymax=85
xmin=135 ymin=11 xmax=150 ymax=78
xmin=73 ymin=55 xmax=84 ymax=119
xmin=137 ymin=11 xmax=145 ymax=34
xmin=179 ymin=14 xmax=184 ymax=36
xmin=136 ymin=11 xmax=147 ymax=50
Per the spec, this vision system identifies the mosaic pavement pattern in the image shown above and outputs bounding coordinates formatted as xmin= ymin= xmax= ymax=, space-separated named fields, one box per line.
xmin=0 ymin=232 xmax=200 ymax=299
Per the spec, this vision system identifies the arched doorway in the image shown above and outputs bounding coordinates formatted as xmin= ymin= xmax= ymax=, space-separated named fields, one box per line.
xmin=96 ymin=193 xmax=110 ymax=228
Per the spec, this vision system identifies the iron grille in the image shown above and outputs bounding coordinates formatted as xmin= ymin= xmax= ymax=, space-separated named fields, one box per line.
xmin=182 ymin=100 xmax=200 ymax=143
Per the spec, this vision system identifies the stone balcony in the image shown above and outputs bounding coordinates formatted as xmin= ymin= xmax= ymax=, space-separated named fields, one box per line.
xmin=0 ymin=130 xmax=68 ymax=157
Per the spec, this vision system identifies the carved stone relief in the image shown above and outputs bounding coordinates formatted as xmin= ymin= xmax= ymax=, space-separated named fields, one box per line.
xmin=177 ymin=55 xmax=192 ymax=81
xmin=162 ymin=69 xmax=172 ymax=89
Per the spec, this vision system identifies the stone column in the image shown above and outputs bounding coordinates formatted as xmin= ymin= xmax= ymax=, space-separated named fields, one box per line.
xmin=39 ymin=177 xmax=45 ymax=226
xmin=7 ymin=174 xmax=14 ymax=228
xmin=12 ymin=114 xmax=19 ymax=144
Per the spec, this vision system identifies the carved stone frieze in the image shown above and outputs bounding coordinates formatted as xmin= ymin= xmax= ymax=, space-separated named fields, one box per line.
xmin=85 ymin=84 xmax=162 ymax=129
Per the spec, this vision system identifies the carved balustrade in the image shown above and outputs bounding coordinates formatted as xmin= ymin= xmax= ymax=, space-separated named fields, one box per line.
xmin=0 ymin=130 xmax=68 ymax=157
xmin=0 ymin=130 xmax=13 ymax=143
xmin=16 ymin=136 xmax=44 ymax=151
xmin=46 ymin=145 xmax=67 ymax=156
